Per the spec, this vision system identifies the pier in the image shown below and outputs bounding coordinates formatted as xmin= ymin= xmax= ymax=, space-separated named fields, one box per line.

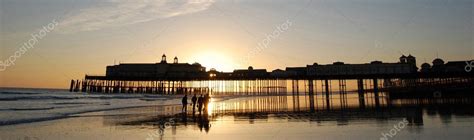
xmin=71 ymin=72 xmax=473 ymax=99
xmin=71 ymin=55 xmax=474 ymax=99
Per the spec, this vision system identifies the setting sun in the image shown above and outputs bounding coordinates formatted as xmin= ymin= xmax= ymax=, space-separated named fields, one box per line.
xmin=192 ymin=50 xmax=237 ymax=72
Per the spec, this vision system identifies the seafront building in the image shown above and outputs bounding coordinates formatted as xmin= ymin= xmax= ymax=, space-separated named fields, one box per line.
xmin=271 ymin=55 xmax=418 ymax=78
xmin=305 ymin=55 xmax=418 ymax=77
xmin=232 ymin=66 xmax=268 ymax=78
xmin=102 ymin=54 xmax=469 ymax=79
xmin=420 ymin=58 xmax=472 ymax=73
xmin=105 ymin=54 xmax=207 ymax=79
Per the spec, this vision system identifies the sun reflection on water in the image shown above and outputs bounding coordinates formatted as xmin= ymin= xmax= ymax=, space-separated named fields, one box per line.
xmin=207 ymin=98 xmax=214 ymax=115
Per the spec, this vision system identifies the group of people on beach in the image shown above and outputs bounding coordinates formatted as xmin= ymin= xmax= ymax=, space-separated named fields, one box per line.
xmin=182 ymin=93 xmax=210 ymax=114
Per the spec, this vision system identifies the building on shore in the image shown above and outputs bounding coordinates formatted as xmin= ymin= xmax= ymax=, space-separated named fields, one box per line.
xmin=420 ymin=58 xmax=473 ymax=73
xmin=102 ymin=54 xmax=468 ymax=80
xmin=105 ymin=54 xmax=207 ymax=79
xmin=270 ymin=69 xmax=287 ymax=78
xmin=232 ymin=66 xmax=268 ymax=78
xmin=445 ymin=61 xmax=471 ymax=73
xmin=305 ymin=55 xmax=418 ymax=76
xmin=284 ymin=67 xmax=307 ymax=77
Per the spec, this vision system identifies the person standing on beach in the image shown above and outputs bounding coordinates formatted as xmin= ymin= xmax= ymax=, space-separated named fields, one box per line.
xmin=191 ymin=94 xmax=197 ymax=113
xmin=197 ymin=94 xmax=204 ymax=114
xmin=182 ymin=94 xmax=188 ymax=113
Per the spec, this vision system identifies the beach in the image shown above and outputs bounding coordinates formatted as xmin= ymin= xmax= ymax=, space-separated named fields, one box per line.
xmin=1 ymin=88 xmax=474 ymax=140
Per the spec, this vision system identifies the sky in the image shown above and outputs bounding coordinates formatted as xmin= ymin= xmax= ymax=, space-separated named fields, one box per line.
xmin=0 ymin=0 xmax=473 ymax=88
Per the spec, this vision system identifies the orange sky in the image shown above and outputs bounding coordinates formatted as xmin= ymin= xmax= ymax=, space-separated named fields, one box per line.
xmin=0 ymin=0 xmax=472 ymax=89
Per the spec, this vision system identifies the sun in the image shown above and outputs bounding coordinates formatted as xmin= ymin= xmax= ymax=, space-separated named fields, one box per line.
xmin=192 ymin=51 xmax=236 ymax=72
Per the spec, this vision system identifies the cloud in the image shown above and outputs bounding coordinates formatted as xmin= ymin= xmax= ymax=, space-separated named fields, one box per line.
xmin=57 ymin=0 xmax=215 ymax=33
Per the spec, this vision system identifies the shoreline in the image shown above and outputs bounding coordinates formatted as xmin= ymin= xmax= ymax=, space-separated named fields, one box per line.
xmin=0 ymin=104 xmax=182 ymax=126
xmin=0 ymin=93 xmax=247 ymax=127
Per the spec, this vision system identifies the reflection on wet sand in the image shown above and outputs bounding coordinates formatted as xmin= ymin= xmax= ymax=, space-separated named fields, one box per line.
xmin=101 ymin=92 xmax=474 ymax=138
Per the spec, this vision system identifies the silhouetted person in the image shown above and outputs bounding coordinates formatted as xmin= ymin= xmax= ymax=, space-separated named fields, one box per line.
xmin=191 ymin=94 xmax=197 ymax=113
xmin=197 ymin=94 xmax=204 ymax=114
xmin=182 ymin=94 xmax=188 ymax=112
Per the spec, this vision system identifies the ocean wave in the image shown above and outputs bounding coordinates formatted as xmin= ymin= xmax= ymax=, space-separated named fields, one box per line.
xmin=8 ymin=107 xmax=55 ymax=111
xmin=0 ymin=95 xmax=145 ymax=101
xmin=0 ymin=96 xmax=81 ymax=101
xmin=87 ymin=96 xmax=143 ymax=100
xmin=0 ymin=89 xmax=183 ymax=126
xmin=139 ymin=98 xmax=167 ymax=101
xmin=52 ymin=102 xmax=93 ymax=105
xmin=0 ymin=91 xmax=42 ymax=95
xmin=0 ymin=104 xmax=173 ymax=126
xmin=0 ymin=115 xmax=68 ymax=126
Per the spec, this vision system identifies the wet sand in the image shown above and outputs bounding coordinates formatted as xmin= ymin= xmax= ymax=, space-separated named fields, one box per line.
xmin=1 ymin=95 xmax=474 ymax=140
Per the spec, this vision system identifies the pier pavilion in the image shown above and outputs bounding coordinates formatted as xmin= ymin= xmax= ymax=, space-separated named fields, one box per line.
xmin=106 ymin=54 xmax=207 ymax=79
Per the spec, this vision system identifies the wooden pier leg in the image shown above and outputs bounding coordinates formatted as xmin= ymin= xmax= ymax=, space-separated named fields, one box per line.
xmin=324 ymin=79 xmax=330 ymax=109
xmin=338 ymin=79 xmax=347 ymax=108
xmin=275 ymin=80 xmax=278 ymax=94
xmin=74 ymin=80 xmax=80 ymax=92
xmin=295 ymin=80 xmax=300 ymax=111
xmin=296 ymin=80 xmax=299 ymax=94
xmin=159 ymin=81 xmax=163 ymax=94
xmin=357 ymin=79 xmax=366 ymax=108
xmin=171 ymin=81 xmax=175 ymax=94
xmin=309 ymin=79 xmax=315 ymax=111
xmin=272 ymin=80 xmax=275 ymax=94
xmin=69 ymin=80 xmax=75 ymax=92
xmin=167 ymin=81 xmax=170 ymax=94
xmin=373 ymin=78 xmax=380 ymax=107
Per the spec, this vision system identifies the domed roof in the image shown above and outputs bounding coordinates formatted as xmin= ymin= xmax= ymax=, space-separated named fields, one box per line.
xmin=370 ymin=61 xmax=383 ymax=64
xmin=248 ymin=66 xmax=254 ymax=70
xmin=400 ymin=55 xmax=407 ymax=58
xmin=333 ymin=61 xmax=344 ymax=65
xmin=192 ymin=62 xmax=201 ymax=66
xmin=432 ymin=58 xmax=445 ymax=65
xmin=407 ymin=54 xmax=415 ymax=58
xmin=421 ymin=63 xmax=431 ymax=67
xmin=272 ymin=69 xmax=284 ymax=72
